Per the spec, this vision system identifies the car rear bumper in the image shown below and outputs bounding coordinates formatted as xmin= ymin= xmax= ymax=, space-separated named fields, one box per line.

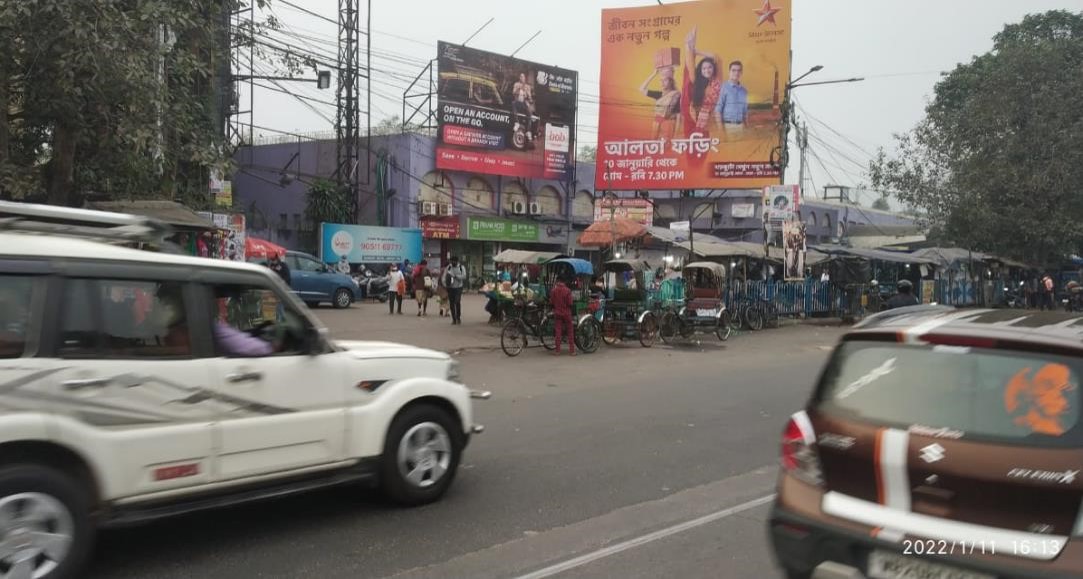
xmin=769 ymin=505 xmax=1080 ymax=579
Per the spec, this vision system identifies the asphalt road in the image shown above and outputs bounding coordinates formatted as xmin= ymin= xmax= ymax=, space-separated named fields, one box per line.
xmin=87 ymin=305 xmax=845 ymax=579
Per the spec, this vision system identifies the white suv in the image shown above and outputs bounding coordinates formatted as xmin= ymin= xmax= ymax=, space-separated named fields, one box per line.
xmin=0 ymin=202 xmax=486 ymax=579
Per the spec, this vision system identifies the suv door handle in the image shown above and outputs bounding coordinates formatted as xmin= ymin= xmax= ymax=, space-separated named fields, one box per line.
xmin=226 ymin=371 xmax=263 ymax=384
xmin=62 ymin=378 xmax=110 ymax=391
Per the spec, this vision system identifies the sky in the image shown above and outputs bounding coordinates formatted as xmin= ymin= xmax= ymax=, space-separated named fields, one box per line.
xmin=245 ymin=0 xmax=1081 ymax=205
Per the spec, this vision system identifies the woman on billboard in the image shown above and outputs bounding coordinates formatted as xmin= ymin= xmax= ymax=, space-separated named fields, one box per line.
xmin=640 ymin=69 xmax=682 ymax=140
xmin=682 ymin=27 xmax=723 ymax=137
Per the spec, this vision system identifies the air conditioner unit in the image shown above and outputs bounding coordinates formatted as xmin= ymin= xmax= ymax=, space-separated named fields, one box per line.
xmin=420 ymin=201 xmax=437 ymax=216
xmin=512 ymin=201 xmax=527 ymax=215
xmin=529 ymin=202 xmax=542 ymax=215
xmin=438 ymin=203 xmax=453 ymax=217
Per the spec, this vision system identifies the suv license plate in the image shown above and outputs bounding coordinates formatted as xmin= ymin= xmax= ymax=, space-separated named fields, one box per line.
xmin=868 ymin=550 xmax=995 ymax=579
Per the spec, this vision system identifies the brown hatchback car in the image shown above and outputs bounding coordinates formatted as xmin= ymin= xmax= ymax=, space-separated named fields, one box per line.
xmin=770 ymin=306 xmax=1083 ymax=579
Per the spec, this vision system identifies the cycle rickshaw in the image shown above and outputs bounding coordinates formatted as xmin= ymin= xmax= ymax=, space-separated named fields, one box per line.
xmin=659 ymin=262 xmax=733 ymax=344
xmin=542 ymin=257 xmax=601 ymax=354
xmin=599 ymin=259 xmax=659 ymax=347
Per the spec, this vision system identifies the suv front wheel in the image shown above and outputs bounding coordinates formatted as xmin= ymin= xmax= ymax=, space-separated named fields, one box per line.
xmin=379 ymin=404 xmax=463 ymax=506
xmin=0 ymin=465 xmax=93 ymax=579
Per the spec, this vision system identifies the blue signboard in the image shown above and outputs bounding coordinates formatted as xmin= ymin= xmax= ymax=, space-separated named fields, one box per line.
xmin=320 ymin=223 xmax=423 ymax=264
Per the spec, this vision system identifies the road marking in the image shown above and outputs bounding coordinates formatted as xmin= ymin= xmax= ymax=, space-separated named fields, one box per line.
xmin=512 ymin=494 xmax=776 ymax=579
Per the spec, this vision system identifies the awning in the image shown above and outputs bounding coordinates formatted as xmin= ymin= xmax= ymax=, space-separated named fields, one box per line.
xmin=86 ymin=200 xmax=215 ymax=230
xmin=814 ymin=245 xmax=938 ymax=265
xmin=546 ymin=258 xmax=593 ymax=275
xmin=578 ymin=217 xmax=648 ymax=247
xmin=646 ymin=226 xmax=728 ymax=246
xmin=909 ymin=247 xmax=989 ymax=269
xmin=492 ymin=249 xmax=562 ymax=264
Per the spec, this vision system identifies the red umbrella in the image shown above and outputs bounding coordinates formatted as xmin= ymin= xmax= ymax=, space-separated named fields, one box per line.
xmin=245 ymin=237 xmax=286 ymax=260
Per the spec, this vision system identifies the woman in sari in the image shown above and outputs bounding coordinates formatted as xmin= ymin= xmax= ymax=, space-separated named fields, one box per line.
xmin=640 ymin=68 xmax=682 ymax=140
xmin=681 ymin=27 xmax=723 ymax=138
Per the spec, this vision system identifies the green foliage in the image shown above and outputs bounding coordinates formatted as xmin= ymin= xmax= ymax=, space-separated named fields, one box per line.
xmin=872 ymin=197 xmax=891 ymax=211
xmin=870 ymin=10 xmax=1083 ymax=265
xmin=0 ymin=0 xmax=272 ymax=207
xmin=305 ymin=179 xmax=353 ymax=227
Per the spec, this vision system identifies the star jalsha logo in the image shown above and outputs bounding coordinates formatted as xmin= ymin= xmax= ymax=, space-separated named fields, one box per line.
xmin=755 ymin=0 xmax=782 ymax=27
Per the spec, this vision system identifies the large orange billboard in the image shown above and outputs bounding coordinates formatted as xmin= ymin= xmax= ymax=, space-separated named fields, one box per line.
xmin=596 ymin=0 xmax=791 ymax=191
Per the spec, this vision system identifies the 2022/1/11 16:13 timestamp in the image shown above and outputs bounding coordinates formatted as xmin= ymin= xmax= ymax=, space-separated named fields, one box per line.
xmin=902 ymin=538 xmax=1063 ymax=557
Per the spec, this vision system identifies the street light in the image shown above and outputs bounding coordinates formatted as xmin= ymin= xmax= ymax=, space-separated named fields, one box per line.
xmin=789 ymin=65 xmax=823 ymax=88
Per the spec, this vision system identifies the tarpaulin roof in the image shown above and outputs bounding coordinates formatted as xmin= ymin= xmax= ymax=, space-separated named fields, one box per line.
xmin=646 ymin=226 xmax=728 ymax=246
xmin=813 ymin=245 xmax=938 ymax=265
xmin=909 ymin=247 xmax=989 ymax=269
xmin=673 ymin=240 xmax=830 ymax=266
xmin=86 ymin=200 xmax=215 ymax=229
xmin=578 ymin=217 xmax=648 ymax=247
xmin=493 ymin=249 xmax=562 ymax=264
xmin=545 ymin=258 xmax=593 ymax=275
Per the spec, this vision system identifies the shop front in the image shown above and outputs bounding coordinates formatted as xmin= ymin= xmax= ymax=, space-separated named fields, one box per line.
xmin=448 ymin=216 xmax=564 ymax=284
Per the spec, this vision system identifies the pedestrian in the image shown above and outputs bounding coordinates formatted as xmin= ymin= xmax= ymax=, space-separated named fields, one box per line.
xmin=268 ymin=253 xmax=291 ymax=285
xmin=883 ymin=279 xmax=919 ymax=310
xmin=336 ymin=254 xmax=351 ymax=275
xmin=412 ymin=259 xmax=431 ymax=316
xmin=444 ymin=256 xmax=466 ymax=325
xmin=550 ymin=274 xmax=576 ymax=356
xmin=1042 ymin=273 xmax=1056 ymax=311
xmin=387 ymin=264 xmax=405 ymax=315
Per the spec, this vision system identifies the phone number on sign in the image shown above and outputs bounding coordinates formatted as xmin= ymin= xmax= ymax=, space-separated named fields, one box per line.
xmin=903 ymin=539 xmax=1063 ymax=557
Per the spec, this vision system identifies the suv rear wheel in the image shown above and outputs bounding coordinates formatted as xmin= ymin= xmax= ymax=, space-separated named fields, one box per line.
xmin=379 ymin=404 xmax=463 ymax=506
xmin=0 ymin=465 xmax=93 ymax=579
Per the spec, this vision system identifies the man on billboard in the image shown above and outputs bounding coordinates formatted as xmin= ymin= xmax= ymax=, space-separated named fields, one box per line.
xmin=512 ymin=72 xmax=536 ymax=145
xmin=717 ymin=61 xmax=749 ymax=130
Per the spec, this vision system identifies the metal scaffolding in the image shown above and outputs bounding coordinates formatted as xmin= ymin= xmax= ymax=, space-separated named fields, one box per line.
xmin=336 ymin=0 xmax=371 ymax=222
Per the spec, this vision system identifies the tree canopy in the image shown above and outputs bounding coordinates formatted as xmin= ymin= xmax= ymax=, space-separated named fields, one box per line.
xmin=0 ymin=1 xmax=273 ymax=208
xmin=870 ymin=10 xmax=1083 ymax=265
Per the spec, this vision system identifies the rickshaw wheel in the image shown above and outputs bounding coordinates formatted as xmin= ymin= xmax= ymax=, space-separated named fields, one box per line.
xmin=746 ymin=308 xmax=765 ymax=331
xmin=678 ymin=315 xmax=696 ymax=339
xmin=638 ymin=312 xmax=658 ymax=348
xmin=540 ymin=314 xmax=557 ymax=351
xmin=602 ymin=319 xmax=621 ymax=345
xmin=500 ymin=319 xmax=528 ymax=357
xmin=716 ymin=312 xmax=733 ymax=341
xmin=659 ymin=311 xmax=679 ymax=345
xmin=576 ymin=318 xmax=601 ymax=354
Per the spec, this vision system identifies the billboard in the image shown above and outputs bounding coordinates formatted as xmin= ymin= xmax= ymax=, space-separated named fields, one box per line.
xmin=764 ymin=184 xmax=800 ymax=223
xmin=319 ymin=223 xmax=422 ymax=264
xmin=596 ymin=0 xmax=791 ymax=190
xmin=436 ymin=41 xmax=577 ymax=180
xmin=783 ymin=220 xmax=806 ymax=280
xmin=593 ymin=197 xmax=655 ymax=226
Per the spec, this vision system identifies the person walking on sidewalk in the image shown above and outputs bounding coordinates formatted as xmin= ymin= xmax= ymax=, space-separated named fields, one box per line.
xmin=550 ymin=275 xmax=576 ymax=356
xmin=387 ymin=264 xmax=406 ymax=315
xmin=412 ymin=260 xmax=431 ymax=316
xmin=444 ymin=256 xmax=466 ymax=325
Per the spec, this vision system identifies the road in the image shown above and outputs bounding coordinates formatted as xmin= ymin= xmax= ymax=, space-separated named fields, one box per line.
xmin=87 ymin=299 xmax=845 ymax=579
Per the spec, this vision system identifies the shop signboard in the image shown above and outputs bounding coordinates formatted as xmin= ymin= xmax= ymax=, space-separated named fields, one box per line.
xmin=593 ymin=197 xmax=654 ymax=226
xmin=420 ymin=216 xmax=461 ymax=239
xmin=596 ymin=0 xmax=791 ymax=190
xmin=731 ymin=203 xmax=756 ymax=219
xmin=320 ymin=223 xmax=423 ymax=264
xmin=466 ymin=217 xmax=539 ymax=242
xmin=436 ymin=41 xmax=578 ymax=180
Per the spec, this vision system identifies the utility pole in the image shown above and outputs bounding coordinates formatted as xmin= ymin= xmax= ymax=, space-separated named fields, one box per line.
xmin=797 ymin=123 xmax=808 ymax=200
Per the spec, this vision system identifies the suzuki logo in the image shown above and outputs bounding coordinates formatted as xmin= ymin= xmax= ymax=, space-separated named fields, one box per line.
xmin=919 ymin=443 xmax=945 ymax=464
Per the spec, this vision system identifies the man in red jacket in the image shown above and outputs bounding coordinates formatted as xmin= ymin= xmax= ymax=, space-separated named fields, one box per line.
xmin=549 ymin=275 xmax=575 ymax=356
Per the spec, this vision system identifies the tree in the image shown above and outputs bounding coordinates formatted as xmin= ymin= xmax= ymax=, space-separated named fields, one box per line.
xmin=578 ymin=145 xmax=597 ymax=163
xmin=0 ymin=1 xmax=270 ymax=207
xmin=872 ymin=196 xmax=891 ymax=211
xmin=870 ymin=10 xmax=1083 ymax=265
xmin=304 ymin=179 xmax=353 ymax=245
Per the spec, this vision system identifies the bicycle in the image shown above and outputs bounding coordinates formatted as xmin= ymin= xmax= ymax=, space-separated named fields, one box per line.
xmin=500 ymin=300 xmax=556 ymax=357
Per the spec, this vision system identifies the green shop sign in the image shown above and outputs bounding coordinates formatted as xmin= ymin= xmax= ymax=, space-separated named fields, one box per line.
xmin=466 ymin=217 xmax=539 ymax=242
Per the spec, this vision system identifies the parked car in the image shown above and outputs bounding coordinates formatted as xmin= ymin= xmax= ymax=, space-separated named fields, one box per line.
xmin=770 ymin=305 xmax=1083 ymax=579
xmin=251 ymin=250 xmax=358 ymax=309
xmin=0 ymin=202 xmax=488 ymax=579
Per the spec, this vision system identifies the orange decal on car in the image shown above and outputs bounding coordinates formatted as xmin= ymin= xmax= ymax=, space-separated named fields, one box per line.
xmin=1004 ymin=364 xmax=1075 ymax=436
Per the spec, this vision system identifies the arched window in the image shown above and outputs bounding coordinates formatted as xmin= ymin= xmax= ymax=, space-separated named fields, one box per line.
xmin=419 ymin=171 xmax=453 ymax=205
xmin=535 ymin=185 xmax=563 ymax=216
xmin=503 ymin=181 xmax=528 ymax=213
xmin=824 ymin=213 xmax=834 ymax=237
xmin=806 ymin=211 xmax=818 ymax=228
xmin=573 ymin=190 xmax=594 ymax=219
xmin=463 ymin=176 xmax=495 ymax=211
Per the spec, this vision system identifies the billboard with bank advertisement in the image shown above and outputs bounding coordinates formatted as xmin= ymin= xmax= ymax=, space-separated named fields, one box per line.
xmin=595 ymin=0 xmax=791 ymax=190
xmin=436 ymin=41 xmax=578 ymax=180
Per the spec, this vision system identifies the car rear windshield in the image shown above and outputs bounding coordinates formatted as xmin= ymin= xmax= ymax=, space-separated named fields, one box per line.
xmin=816 ymin=341 xmax=1083 ymax=447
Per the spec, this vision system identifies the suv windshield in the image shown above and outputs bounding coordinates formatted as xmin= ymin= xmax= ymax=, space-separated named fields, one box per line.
xmin=816 ymin=341 xmax=1083 ymax=446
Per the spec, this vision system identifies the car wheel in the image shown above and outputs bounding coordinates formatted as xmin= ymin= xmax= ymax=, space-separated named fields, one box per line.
xmin=0 ymin=465 xmax=94 ymax=579
xmin=380 ymin=404 xmax=462 ymax=506
xmin=333 ymin=289 xmax=352 ymax=309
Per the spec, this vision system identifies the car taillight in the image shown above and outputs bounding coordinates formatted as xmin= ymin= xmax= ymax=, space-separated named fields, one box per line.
xmin=781 ymin=411 xmax=823 ymax=486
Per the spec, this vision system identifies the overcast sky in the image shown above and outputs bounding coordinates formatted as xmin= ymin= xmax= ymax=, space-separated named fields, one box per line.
xmin=246 ymin=0 xmax=1080 ymax=203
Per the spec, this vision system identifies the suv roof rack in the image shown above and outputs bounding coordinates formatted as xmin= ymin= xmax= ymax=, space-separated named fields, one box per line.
xmin=0 ymin=201 xmax=174 ymax=245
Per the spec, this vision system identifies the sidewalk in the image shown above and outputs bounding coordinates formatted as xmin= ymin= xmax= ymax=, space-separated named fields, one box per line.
xmin=314 ymin=293 xmax=505 ymax=354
